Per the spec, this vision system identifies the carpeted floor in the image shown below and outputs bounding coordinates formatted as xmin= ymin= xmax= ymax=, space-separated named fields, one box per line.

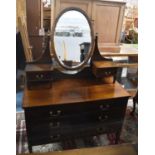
xmin=16 ymin=106 xmax=137 ymax=154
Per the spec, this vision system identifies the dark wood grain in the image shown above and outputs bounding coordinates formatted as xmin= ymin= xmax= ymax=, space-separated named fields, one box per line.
xmin=23 ymin=81 xmax=130 ymax=108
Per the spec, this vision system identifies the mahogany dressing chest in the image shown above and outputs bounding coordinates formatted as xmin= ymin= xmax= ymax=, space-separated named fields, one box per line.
xmin=23 ymin=7 xmax=130 ymax=153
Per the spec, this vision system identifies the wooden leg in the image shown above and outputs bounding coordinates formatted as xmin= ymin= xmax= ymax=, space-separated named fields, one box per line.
xmin=131 ymin=101 xmax=136 ymax=115
xmin=28 ymin=143 xmax=32 ymax=153
xmin=131 ymin=97 xmax=137 ymax=116
xmin=131 ymin=91 xmax=138 ymax=115
xmin=115 ymin=131 xmax=121 ymax=144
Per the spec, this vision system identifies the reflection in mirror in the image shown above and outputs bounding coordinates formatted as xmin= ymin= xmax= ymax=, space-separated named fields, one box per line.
xmin=54 ymin=10 xmax=91 ymax=68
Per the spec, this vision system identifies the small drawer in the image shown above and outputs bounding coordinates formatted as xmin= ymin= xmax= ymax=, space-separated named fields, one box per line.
xmin=25 ymin=107 xmax=63 ymax=121
xmin=93 ymin=66 xmax=117 ymax=78
xmin=26 ymin=71 xmax=52 ymax=82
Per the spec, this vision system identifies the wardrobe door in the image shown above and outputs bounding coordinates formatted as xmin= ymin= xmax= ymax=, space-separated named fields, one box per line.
xmin=26 ymin=0 xmax=44 ymax=59
xmin=92 ymin=1 xmax=125 ymax=44
xmin=92 ymin=1 xmax=125 ymax=52
xmin=26 ymin=0 xmax=41 ymax=35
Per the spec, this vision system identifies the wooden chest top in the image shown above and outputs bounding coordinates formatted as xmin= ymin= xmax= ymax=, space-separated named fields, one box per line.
xmin=23 ymin=79 xmax=130 ymax=108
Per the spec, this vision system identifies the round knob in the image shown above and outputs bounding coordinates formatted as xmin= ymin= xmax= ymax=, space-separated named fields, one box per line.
xmin=98 ymin=115 xmax=108 ymax=121
xmin=56 ymin=122 xmax=60 ymax=127
xmin=50 ymin=134 xmax=60 ymax=139
xmin=98 ymin=116 xmax=102 ymax=120
xmin=57 ymin=110 xmax=61 ymax=115
xmin=106 ymin=104 xmax=110 ymax=108
xmin=99 ymin=104 xmax=110 ymax=110
xmin=49 ymin=122 xmax=53 ymax=127
xmin=49 ymin=122 xmax=60 ymax=127
xmin=105 ymin=115 xmax=108 ymax=119
xmin=105 ymin=71 xmax=111 ymax=76
xmin=49 ymin=110 xmax=61 ymax=117
xmin=105 ymin=72 xmax=108 ymax=75
xmin=40 ymin=74 xmax=43 ymax=78
xmin=36 ymin=75 xmax=39 ymax=79
xmin=49 ymin=111 xmax=53 ymax=116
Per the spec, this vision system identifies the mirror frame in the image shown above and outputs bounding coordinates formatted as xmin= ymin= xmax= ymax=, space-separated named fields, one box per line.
xmin=51 ymin=7 xmax=94 ymax=72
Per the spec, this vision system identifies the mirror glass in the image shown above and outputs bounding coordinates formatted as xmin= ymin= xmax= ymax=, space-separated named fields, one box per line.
xmin=53 ymin=10 xmax=92 ymax=69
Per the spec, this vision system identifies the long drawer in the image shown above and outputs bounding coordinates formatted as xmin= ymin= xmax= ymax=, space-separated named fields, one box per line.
xmin=29 ymin=120 xmax=122 ymax=145
xmin=25 ymin=97 xmax=128 ymax=147
xmin=28 ymin=110 xmax=124 ymax=135
xmin=25 ymin=98 xmax=128 ymax=121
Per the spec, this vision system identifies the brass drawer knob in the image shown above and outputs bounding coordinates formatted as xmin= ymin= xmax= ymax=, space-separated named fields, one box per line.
xmin=36 ymin=74 xmax=44 ymax=79
xmin=105 ymin=71 xmax=111 ymax=76
xmin=50 ymin=134 xmax=60 ymax=139
xmin=49 ymin=110 xmax=62 ymax=117
xmin=36 ymin=75 xmax=40 ymax=79
xmin=49 ymin=111 xmax=53 ymax=116
xmin=99 ymin=104 xmax=110 ymax=110
xmin=98 ymin=115 xmax=108 ymax=121
xmin=57 ymin=110 xmax=61 ymax=115
xmin=49 ymin=122 xmax=53 ymax=127
xmin=40 ymin=74 xmax=44 ymax=78
xmin=56 ymin=122 xmax=60 ymax=127
xmin=49 ymin=122 xmax=60 ymax=127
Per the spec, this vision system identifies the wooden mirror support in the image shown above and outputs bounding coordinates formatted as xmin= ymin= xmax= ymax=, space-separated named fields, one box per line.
xmin=25 ymin=34 xmax=120 ymax=89
xmin=28 ymin=34 xmax=52 ymax=64
xmin=90 ymin=35 xmax=117 ymax=84
xmin=25 ymin=34 xmax=53 ymax=90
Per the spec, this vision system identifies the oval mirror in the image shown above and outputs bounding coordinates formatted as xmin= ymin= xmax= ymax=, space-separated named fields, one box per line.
xmin=52 ymin=8 xmax=94 ymax=72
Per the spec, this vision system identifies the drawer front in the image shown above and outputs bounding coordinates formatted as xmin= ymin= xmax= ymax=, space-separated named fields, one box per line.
xmin=25 ymin=97 xmax=128 ymax=146
xmin=25 ymin=97 xmax=128 ymax=122
xmin=29 ymin=120 xmax=122 ymax=145
xmin=28 ymin=110 xmax=124 ymax=137
xmin=30 ymin=133 xmax=62 ymax=145
xmin=61 ymin=120 xmax=122 ymax=136
xmin=26 ymin=71 xmax=52 ymax=82
xmin=93 ymin=67 xmax=117 ymax=78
